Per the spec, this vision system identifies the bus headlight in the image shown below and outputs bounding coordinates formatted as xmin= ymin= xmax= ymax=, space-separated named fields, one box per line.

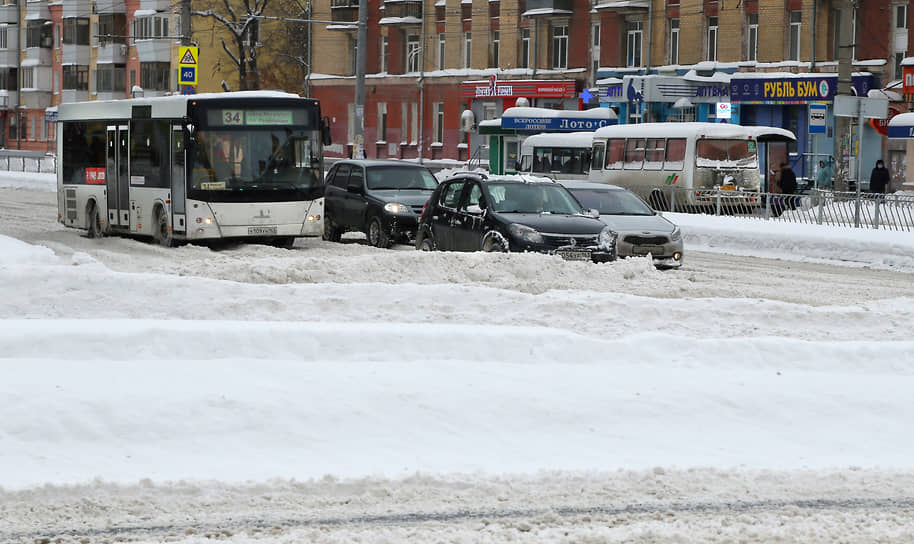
xmin=508 ymin=223 xmax=543 ymax=244
xmin=384 ymin=202 xmax=411 ymax=214
xmin=599 ymin=226 xmax=616 ymax=249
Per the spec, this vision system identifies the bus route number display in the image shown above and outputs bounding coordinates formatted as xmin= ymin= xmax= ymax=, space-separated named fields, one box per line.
xmin=218 ymin=110 xmax=293 ymax=126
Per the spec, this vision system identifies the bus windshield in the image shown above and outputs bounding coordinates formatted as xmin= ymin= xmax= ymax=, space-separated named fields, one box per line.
xmin=189 ymin=128 xmax=322 ymax=195
xmin=696 ymin=139 xmax=758 ymax=168
xmin=527 ymin=147 xmax=592 ymax=175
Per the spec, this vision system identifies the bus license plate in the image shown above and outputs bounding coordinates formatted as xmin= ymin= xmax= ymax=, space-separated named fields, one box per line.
xmin=556 ymin=250 xmax=592 ymax=261
xmin=632 ymin=245 xmax=662 ymax=255
xmin=248 ymin=226 xmax=278 ymax=235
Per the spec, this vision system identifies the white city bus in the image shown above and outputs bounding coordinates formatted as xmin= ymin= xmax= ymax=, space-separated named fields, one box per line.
xmin=589 ymin=122 xmax=774 ymax=211
xmin=57 ymin=91 xmax=331 ymax=247
xmin=516 ymin=132 xmax=594 ymax=181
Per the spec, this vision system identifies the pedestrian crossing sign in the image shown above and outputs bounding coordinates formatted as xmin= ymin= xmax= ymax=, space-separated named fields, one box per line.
xmin=178 ymin=46 xmax=199 ymax=86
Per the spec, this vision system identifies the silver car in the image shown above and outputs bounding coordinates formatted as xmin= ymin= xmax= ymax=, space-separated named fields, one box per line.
xmin=561 ymin=181 xmax=683 ymax=269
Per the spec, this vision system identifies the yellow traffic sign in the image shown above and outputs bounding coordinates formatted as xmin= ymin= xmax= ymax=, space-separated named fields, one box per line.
xmin=179 ymin=46 xmax=198 ymax=66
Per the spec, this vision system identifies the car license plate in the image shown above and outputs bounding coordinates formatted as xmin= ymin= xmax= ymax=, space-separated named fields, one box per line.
xmin=248 ymin=226 xmax=278 ymax=235
xmin=556 ymin=250 xmax=592 ymax=261
xmin=632 ymin=245 xmax=662 ymax=255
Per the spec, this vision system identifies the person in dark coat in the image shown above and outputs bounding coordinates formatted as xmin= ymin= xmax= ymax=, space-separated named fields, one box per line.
xmin=779 ymin=162 xmax=798 ymax=195
xmin=869 ymin=160 xmax=890 ymax=194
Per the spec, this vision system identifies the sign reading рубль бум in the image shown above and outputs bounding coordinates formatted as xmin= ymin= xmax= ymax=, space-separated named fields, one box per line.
xmin=730 ymin=77 xmax=834 ymax=103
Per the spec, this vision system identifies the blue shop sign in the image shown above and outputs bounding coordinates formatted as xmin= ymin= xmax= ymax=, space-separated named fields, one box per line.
xmin=502 ymin=115 xmax=614 ymax=131
xmin=730 ymin=74 xmax=875 ymax=104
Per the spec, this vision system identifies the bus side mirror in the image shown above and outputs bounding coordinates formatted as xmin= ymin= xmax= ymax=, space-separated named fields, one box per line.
xmin=321 ymin=117 xmax=332 ymax=146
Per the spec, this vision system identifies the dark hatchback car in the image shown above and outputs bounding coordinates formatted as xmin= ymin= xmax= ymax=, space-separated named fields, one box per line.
xmin=415 ymin=173 xmax=617 ymax=262
xmin=323 ymin=159 xmax=439 ymax=247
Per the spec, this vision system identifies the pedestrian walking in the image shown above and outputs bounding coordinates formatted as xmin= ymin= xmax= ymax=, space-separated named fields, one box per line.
xmin=869 ymin=159 xmax=890 ymax=194
xmin=816 ymin=159 xmax=833 ymax=190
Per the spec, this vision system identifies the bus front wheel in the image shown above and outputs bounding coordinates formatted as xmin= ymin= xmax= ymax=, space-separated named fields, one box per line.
xmin=153 ymin=207 xmax=175 ymax=247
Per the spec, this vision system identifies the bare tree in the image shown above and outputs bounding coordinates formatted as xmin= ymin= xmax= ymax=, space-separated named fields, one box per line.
xmin=192 ymin=0 xmax=271 ymax=90
xmin=257 ymin=0 xmax=310 ymax=94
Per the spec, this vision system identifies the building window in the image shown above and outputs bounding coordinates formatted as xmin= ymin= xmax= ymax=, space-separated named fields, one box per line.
xmin=63 ymin=18 xmax=90 ymax=45
xmin=552 ymin=25 xmax=568 ymax=68
xmin=491 ymin=30 xmax=499 ymax=67
xmin=349 ymin=36 xmax=358 ymax=75
xmin=897 ymin=4 xmax=908 ymax=28
xmin=464 ymin=31 xmax=472 ymax=68
xmin=27 ymin=21 xmax=53 ymax=48
xmin=98 ymin=14 xmax=127 ymax=45
xmin=706 ymin=16 xmax=718 ymax=61
xmin=434 ymin=102 xmax=444 ymax=143
xmin=21 ymin=67 xmax=33 ymax=88
xmin=669 ymin=18 xmax=679 ymax=64
xmin=401 ymin=103 xmax=408 ymax=144
xmin=894 ymin=4 xmax=907 ymax=79
xmin=0 ymin=25 xmax=7 ymax=49
xmin=627 ymin=21 xmax=642 ymax=67
xmin=406 ymin=34 xmax=420 ymax=73
xmin=789 ymin=11 xmax=801 ymax=61
xmin=747 ymin=13 xmax=758 ymax=61
xmin=378 ymin=102 xmax=387 ymax=141
xmin=140 ymin=62 xmax=170 ymax=90
xmin=62 ymin=65 xmax=89 ymax=90
xmin=438 ymin=33 xmax=445 ymax=70
xmin=133 ymin=15 xmax=169 ymax=40
xmin=381 ymin=35 xmax=388 ymax=73
xmin=411 ymin=102 xmax=418 ymax=143
xmin=96 ymin=64 xmax=126 ymax=92
xmin=520 ymin=28 xmax=530 ymax=69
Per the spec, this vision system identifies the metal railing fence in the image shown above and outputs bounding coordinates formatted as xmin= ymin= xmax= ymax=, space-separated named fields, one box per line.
xmin=0 ymin=151 xmax=56 ymax=174
xmin=661 ymin=186 xmax=914 ymax=231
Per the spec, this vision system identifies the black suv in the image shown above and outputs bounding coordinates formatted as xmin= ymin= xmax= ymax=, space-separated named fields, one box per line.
xmin=323 ymin=159 xmax=439 ymax=247
xmin=416 ymin=173 xmax=617 ymax=262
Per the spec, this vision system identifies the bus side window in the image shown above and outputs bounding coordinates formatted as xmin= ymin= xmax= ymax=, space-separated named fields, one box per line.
xmin=644 ymin=138 xmax=665 ymax=171
xmin=665 ymin=138 xmax=686 ymax=170
xmin=605 ymin=139 xmax=624 ymax=170
xmin=624 ymin=138 xmax=645 ymax=170
xmin=591 ymin=143 xmax=604 ymax=171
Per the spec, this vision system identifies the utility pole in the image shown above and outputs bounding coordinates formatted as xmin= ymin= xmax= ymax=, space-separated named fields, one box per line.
xmin=834 ymin=0 xmax=854 ymax=191
xmin=418 ymin=3 xmax=426 ymax=164
xmin=181 ymin=0 xmax=191 ymax=46
xmin=354 ymin=0 xmax=367 ymax=159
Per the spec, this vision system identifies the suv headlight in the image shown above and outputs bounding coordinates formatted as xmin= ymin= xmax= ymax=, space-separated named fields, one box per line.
xmin=384 ymin=202 xmax=411 ymax=214
xmin=670 ymin=226 xmax=682 ymax=241
xmin=508 ymin=223 xmax=543 ymax=244
xmin=599 ymin=226 xmax=616 ymax=249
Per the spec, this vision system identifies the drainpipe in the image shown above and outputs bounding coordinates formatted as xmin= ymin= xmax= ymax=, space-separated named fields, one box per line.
xmin=810 ymin=0 xmax=816 ymax=72
xmin=418 ymin=2 xmax=426 ymax=164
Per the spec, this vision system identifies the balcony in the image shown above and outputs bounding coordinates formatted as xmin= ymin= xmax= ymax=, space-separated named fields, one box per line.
xmin=0 ymin=90 xmax=19 ymax=110
xmin=380 ymin=0 xmax=422 ymax=25
xmin=96 ymin=42 xmax=128 ymax=64
xmin=61 ymin=44 xmax=91 ymax=66
xmin=139 ymin=0 xmax=172 ymax=12
xmin=0 ymin=50 xmax=17 ymax=68
xmin=593 ymin=0 xmax=649 ymax=15
xmin=522 ymin=0 xmax=573 ymax=17
xmin=22 ymin=47 xmax=53 ymax=67
xmin=61 ymin=90 xmax=90 ymax=104
xmin=135 ymin=39 xmax=171 ymax=62
xmin=25 ymin=1 xmax=51 ymax=21
xmin=0 ymin=4 xmax=17 ymax=24
xmin=62 ymin=0 xmax=92 ymax=18
xmin=95 ymin=0 xmax=127 ymax=14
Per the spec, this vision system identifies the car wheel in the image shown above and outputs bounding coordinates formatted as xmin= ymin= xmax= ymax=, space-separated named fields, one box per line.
xmin=323 ymin=214 xmax=342 ymax=242
xmin=482 ymin=232 xmax=507 ymax=253
xmin=153 ymin=206 xmax=174 ymax=247
xmin=367 ymin=216 xmax=391 ymax=248
xmin=418 ymin=236 xmax=435 ymax=251
xmin=86 ymin=201 xmax=103 ymax=239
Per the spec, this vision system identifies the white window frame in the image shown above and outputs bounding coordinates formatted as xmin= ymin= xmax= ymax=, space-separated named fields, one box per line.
xmin=410 ymin=102 xmax=418 ymax=144
xmin=381 ymin=35 xmax=388 ymax=73
xmin=626 ymin=21 xmax=642 ymax=67
xmin=789 ymin=11 xmax=801 ymax=61
xmin=552 ymin=24 xmax=568 ymax=68
xmin=747 ymin=14 xmax=758 ymax=61
xmin=669 ymin=18 xmax=679 ymax=64
xmin=491 ymin=30 xmax=499 ymax=67
xmin=521 ymin=28 xmax=530 ymax=69
xmin=433 ymin=102 xmax=444 ymax=143
xmin=401 ymin=103 xmax=408 ymax=144
xmin=707 ymin=16 xmax=718 ymax=61
xmin=377 ymin=102 xmax=387 ymax=142
xmin=464 ymin=31 xmax=472 ymax=69
xmin=591 ymin=23 xmax=601 ymax=80
xmin=406 ymin=33 xmax=420 ymax=73
xmin=438 ymin=32 xmax=445 ymax=70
